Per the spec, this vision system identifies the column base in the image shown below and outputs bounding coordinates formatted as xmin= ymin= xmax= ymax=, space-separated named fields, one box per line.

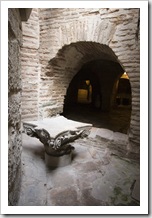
xmin=45 ymin=151 xmax=72 ymax=168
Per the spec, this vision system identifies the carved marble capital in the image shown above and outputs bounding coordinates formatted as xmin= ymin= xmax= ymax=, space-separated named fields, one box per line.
xmin=23 ymin=123 xmax=90 ymax=156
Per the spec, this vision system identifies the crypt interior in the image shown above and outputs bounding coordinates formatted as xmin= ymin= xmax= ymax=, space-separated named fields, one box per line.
xmin=8 ymin=8 xmax=140 ymax=206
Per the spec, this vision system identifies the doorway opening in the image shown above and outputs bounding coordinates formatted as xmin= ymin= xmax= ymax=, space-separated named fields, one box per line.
xmin=77 ymin=80 xmax=92 ymax=104
xmin=115 ymin=72 xmax=131 ymax=107
xmin=62 ymin=59 xmax=132 ymax=134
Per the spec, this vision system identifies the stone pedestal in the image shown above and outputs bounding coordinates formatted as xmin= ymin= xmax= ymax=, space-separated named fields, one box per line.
xmin=45 ymin=152 xmax=72 ymax=168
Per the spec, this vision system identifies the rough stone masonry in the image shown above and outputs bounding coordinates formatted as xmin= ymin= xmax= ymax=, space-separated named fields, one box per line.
xmin=8 ymin=8 xmax=32 ymax=205
xmin=21 ymin=8 xmax=140 ymax=153
xmin=8 ymin=7 xmax=140 ymax=206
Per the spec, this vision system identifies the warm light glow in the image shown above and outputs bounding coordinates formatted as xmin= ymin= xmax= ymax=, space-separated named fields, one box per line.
xmin=77 ymin=83 xmax=92 ymax=103
xmin=86 ymin=80 xmax=90 ymax=85
xmin=77 ymin=89 xmax=88 ymax=103
xmin=120 ymin=72 xmax=129 ymax=79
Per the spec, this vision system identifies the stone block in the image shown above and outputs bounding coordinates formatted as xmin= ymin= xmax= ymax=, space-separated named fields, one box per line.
xmin=8 ymin=93 xmax=21 ymax=125
xmin=47 ymin=186 xmax=79 ymax=206
xmin=96 ymin=128 xmax=114 ymax=141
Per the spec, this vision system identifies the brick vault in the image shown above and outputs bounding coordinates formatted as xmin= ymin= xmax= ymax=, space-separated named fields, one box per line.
xmin=21 ymin=8 xmax=140 ymax=152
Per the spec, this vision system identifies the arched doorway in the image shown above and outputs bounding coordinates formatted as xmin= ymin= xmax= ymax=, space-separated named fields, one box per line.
xmin=42 ymin=41 xmax=138 ymax=150
xmin=62 ymin=59 xmax=132 ymax=134
xmin=115 ymin=72 xmax=131 ymax=107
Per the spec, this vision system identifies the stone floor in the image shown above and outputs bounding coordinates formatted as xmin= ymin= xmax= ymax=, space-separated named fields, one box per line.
xmin=63 ymin=104 xmax=131 ymax=134
xmin=18 ymin=127 xmax=140 ymax=206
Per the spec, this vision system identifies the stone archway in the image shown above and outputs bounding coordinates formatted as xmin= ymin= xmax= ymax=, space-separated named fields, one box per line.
xmin=40 ymin=42 xmax=136 ymax=150
xmin=43 ymin=42 xmax=121 ymax=116
xmin=21 ymin=8 xmax=140 ymax=153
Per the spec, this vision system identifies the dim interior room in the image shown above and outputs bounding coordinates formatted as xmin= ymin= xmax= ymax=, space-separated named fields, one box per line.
xmin=0 ymin=0 xmax=149 ymax=215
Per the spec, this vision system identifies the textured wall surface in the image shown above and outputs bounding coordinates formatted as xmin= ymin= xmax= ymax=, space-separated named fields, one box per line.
xmin=21 ymin=8 xmax=40 ymax=121
xmin=8 ymin=8 xmax=22 ymax=205
xmin=21 ymin=8 xmax=140 ymax=152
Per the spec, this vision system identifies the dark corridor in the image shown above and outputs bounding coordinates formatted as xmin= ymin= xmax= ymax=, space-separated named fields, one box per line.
xmin=63 ymin=60 xmax=132 ymax=134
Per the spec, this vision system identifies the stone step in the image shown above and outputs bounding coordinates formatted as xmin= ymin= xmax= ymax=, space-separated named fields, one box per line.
xmin=89 ymin=127 xmax=128 ymax=146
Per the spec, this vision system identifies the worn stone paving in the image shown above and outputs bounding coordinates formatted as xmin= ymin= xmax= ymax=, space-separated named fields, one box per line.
xmin=18 ymin=128 xmax=140 ymax=206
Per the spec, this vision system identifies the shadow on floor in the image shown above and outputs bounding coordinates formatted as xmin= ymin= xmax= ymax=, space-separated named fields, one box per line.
xmin=18 ymin=132 xmax=140 ymax=206
xmin=62 ymin=104 xmax=131 ymax=134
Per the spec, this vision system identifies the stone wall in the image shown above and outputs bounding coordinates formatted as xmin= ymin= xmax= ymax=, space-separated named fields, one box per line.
xmin=8 ymin=8 xmax=22 ymax=205
xmin=21 ymin=8 xmax=140 ymax=152
xmin=21 ymin=8 xmax=40 ymax=121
